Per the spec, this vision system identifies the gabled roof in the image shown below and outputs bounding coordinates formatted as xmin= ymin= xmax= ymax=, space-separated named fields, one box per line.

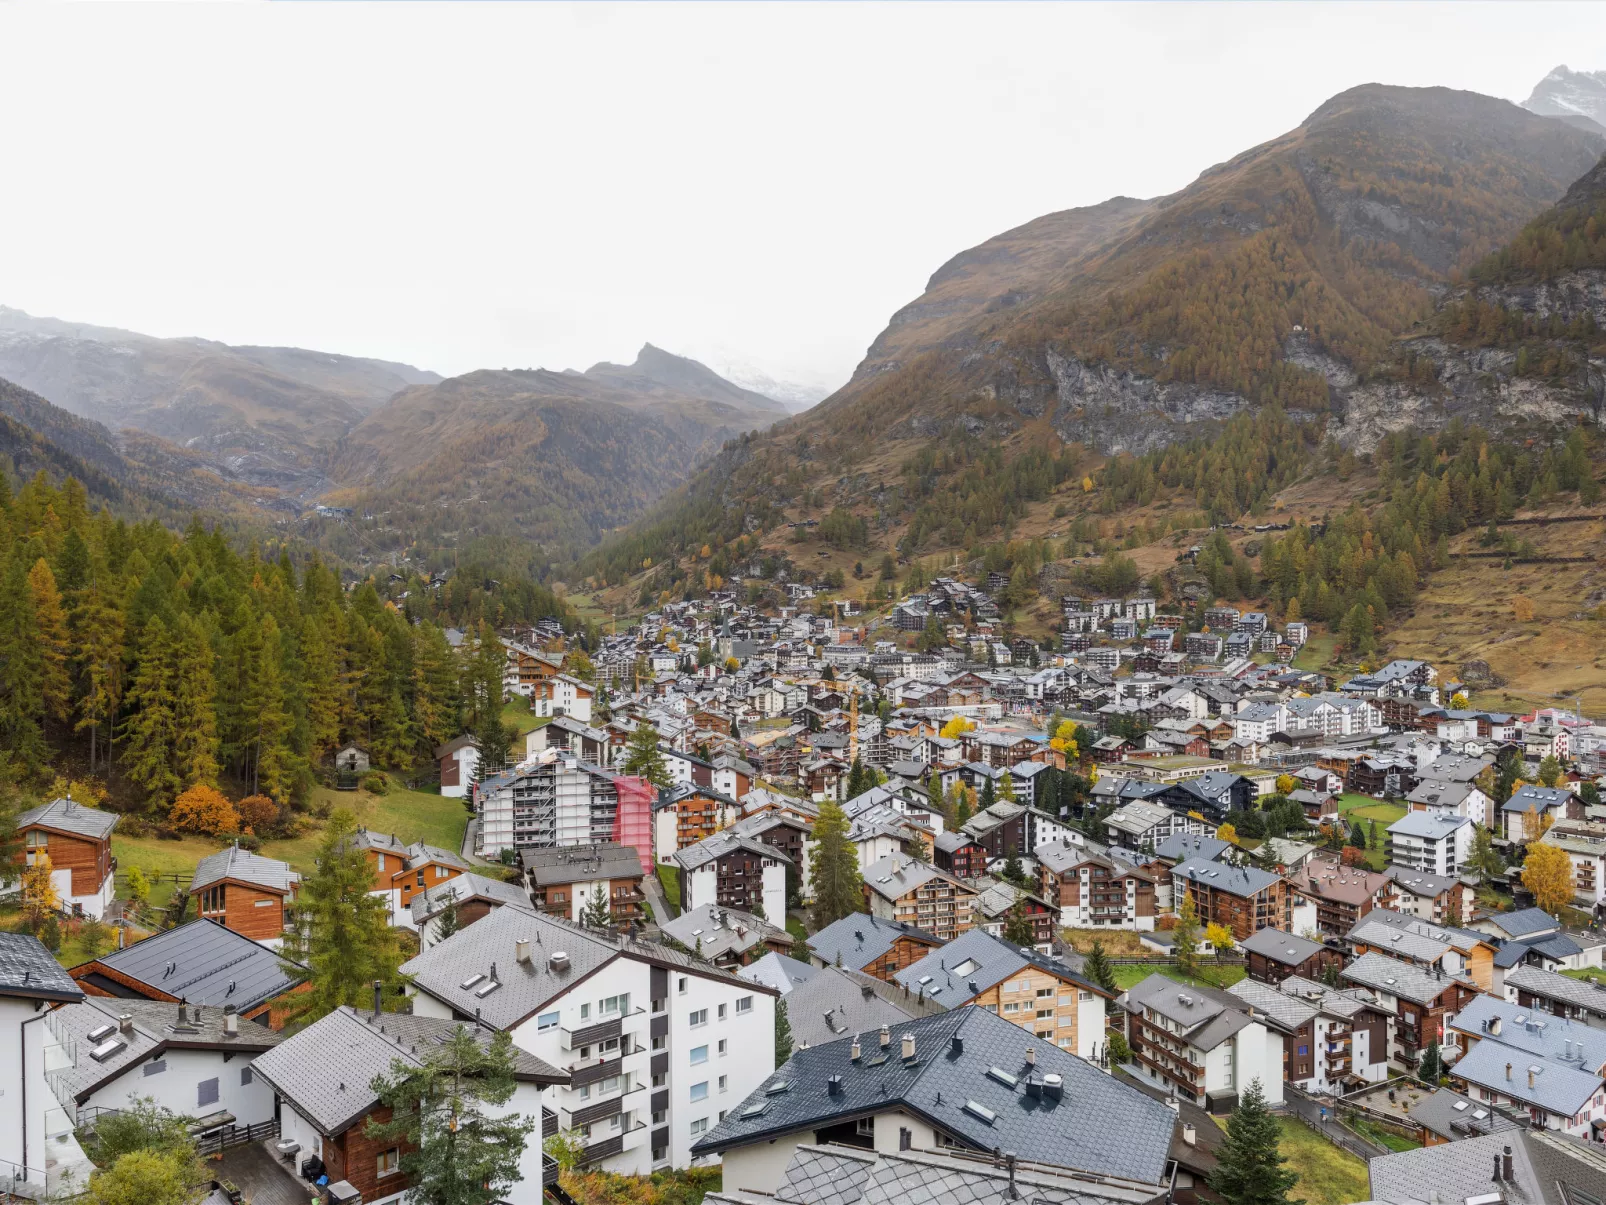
xmin=1385 ymin=811 xmax=1470 ymax=840
xmin=522 ymin=843 xmax=643 ymax=886
xmin=404 ymin=841 xmax=471 ymax=872
xmin=1239 ymin=926 xmax=1325 ymax=967
xmin=1152 ymin=833 xmax=1230 ymax=863
xmin=1122 ymin=973 xmax=1252 ymax=1051
xmin=691 ymin=1005 xmax=1176 ymax=1185
xmin=1171 ymin=857 xmax=1282 ymax=899
xmin=890 ymin=929 xmax=1106 ymax=1007
xmin=85 ymin=919 xmax=304 ymax=1012
xmin=674 ymin=828 xmax=792 ymax=873
xmin=806 ymin=913 xmax=940 ymax=970
xmin=777 ymin=965 xmax=947 ymax=1051
xmin=399 ymin=904 xmax=766 ymax=1031
xmin=0 ymin=931 xmax=82 ymax=1002
xmin=1382 ymin=865 xmax=1461 ymax=899
xmin=861 ymin=855 xmax=965 ymax=903
xmin=1480 ymin=906 xmax=1559 ymax=940
xmin=1502 ymin=965 xmax=1606 ymax=1016
xmin=17 ymin=797 xmax=118 ymax=841
xmin=1450 ymin=1033 xmax=1602 ymax=1117
xmin=191 ymin=844 xmax=300 ymax=894
xmin=409 ymin=872 xmax=530 ymax=924
xmin=1502 ymin=784 xmax=1577 ymax=814
xmin=47 ymin=998 xmax=285 ymax=1103
xmin=737 ymin=952 xmax=819 ymax=995
xmin=660 ymin=903 xmax=792 ymax=962
xmin=251 ymin=1006 xmax=565 ymax=1137
xmin=1448 ymin=994 xmax=1606 ymax=1067
xmin=1339 ymin=951 xmax=1459 ymax=1006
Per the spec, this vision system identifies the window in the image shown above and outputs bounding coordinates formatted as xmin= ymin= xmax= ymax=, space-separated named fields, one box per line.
xmin=652 ymin=997 xmax=667 ymax=1014
xmin=652 ymin=1110 xmax=667 ymax=1125
xmin=416 ymin=870 xmax=426 ymax=888
xmin=200 ymin=885 xmax=225 ymax=915
xmin=1003 ymin=1002 xmax=1019 ymax=1014
xmin=377 ymin=1149 xmax=399 ymax=1178
xmin=1297 ymin=1044 xmax=1309 ymax=1056
xmin=653 ymin=1144 xmax=668 ymax=1164
xmin=689 ymin=1118 xmax=707 ymax=1137
xmin=855 ymin=1118 xmax=874 ymax=1138
xmin=899 ymin=1127 xmax=913 ymax=1152
xmin=601 ymin=1076 xmax=620 ymax=1095
xmin=580 ymin=1003 xmax=591 ymax=1021
xmin=579 ymin=1084 xmax=591 ymax=1101
xmin=144 ymin=1060 xmax=166 ymax=1077
xmin=736 ymin=995 xmax=753 ymax=1015
xmin=678 ymin=977 xmax=688 ymax=995
xmin=652 ymin=1035 xmax=666 ymax=1052
xmin=652 ymin=1072 xmax=666 ymax=1088
xmin=690 ymin=1045 xmax=708 ymax=1065
xmin=241 ymin=1067 xmax=253 ymax=1086
xmin=690 ymin=1082 xmax=709 ymax=1102
xmin=717 ymin=1003 xmax=727 ymax=1021
xmin=437 ymin=865 xmax=449 ymax=879
xmin=538 ymin=1012 xmax=560 ymax=1032
xmin=198 ymin=1078 xmax=219 ymax=1108
xmin=718 ymin=1075 xmax=727 ymax=1093
xmin=717 ymin=1039 xmax=727 ymax=1056
xmin=690 ymin=1009 xmax=708 ymax=1028
xmin=1036 ymin=987 xmax=1054 ymax=998
xmin=601 ymin=993 xmax=630 ymax=1016
xmin=1078 ymin=990 xmax=1093 ymax=1003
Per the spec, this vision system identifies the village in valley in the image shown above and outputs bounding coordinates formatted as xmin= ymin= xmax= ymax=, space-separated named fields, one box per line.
xmin=6 ymin=553 xmax=1606 ymax=1205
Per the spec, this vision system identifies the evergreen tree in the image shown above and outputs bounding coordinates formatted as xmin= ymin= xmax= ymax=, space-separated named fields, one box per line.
xmin=367 ymin=1026 xmax=536 ymax=1205
xmin=433 ymin=895 xmax=461 ymax=945
xmin=997 ymin=772 xmax=1015 ymax=803
xmin=26 ymin=559 xmax=71 ymax=725
xmin=1001 ymin=852 xmax=1028 ymax=887
xmin=809 ymin=800 xmax=864 ymax=929
xmin=580 ymin=889 xmax=614 ymax=930
xmin=1417 ymin=1039 xmax=1443 ymax=1084
xmin=1208 ymin=1079 xmax=1302 ymax=1205
xmin=299 ymin=615 xmax=342 ymax=761
xmin=171 ymin=614 xmax=220 ymax=789
xmin=1467 ymin=824 xmax=1504 ymax=884
xmin=774 ymin=998 xmax=793 ymax=1064
xmin=280 ymin=809 xmax=406 ymax=1027
xmin=1084 ymin=938 xmax=1119 ymax=996
xmin=0 ymin=556 xmax=48 ymax=776
xmin=953 ymin=783 xmax=974 ymax=828
xmin=1002 ymin=896 xmax=1036 ymax=946
xmin=621 ymin=722 xmax=670 ymax=787
xmin=980 ymin=776 xmax=996 ymax=810
xmin=121 ymin=616 xmax=181 ymax=803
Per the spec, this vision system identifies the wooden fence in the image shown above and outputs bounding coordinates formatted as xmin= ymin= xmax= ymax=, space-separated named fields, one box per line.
xmin=196 ymin=1119 xmax=280 ymax=1157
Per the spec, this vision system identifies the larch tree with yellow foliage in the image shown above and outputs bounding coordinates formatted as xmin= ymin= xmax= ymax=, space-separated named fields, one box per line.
xmin=1205 ymin=922 xmax=1235 ymax=960
xmin=1522 ymin=842 xmax=1574 ymax=917
xmin=939 ymin=715 xmax=975 ymax=740
xmin=1216 ymin=823 xmax=1239 ymax=846
xmin=1274 ymin=774 xmax=1297 ymax=796
xmin=20 ymin=853 xmax=60 ymax=924
xmin=1049 ymin=721 xmax=1079 ymax=763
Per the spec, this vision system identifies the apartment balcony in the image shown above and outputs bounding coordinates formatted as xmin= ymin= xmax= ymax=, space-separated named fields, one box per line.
xmin=562 ymin=1084 xmax=645 ymax=1130
xmin=577 ymin=1121 xmax=647 ymax=1167
xmin=542 ymin=1156 xmax=561 ymax=1188
xmin=563 ymin=1017 xmax=621 ymax=1051
xmin=568 ymin=1043 xmax=647 ymax=1087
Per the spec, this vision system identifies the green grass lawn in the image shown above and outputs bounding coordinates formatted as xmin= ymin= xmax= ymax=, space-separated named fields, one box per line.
xmin=1293 ymin=631 xmax=1340 ymax=673
xmin=501 ymin=696 xmax=550 ymax=739
xmin=1349 ymin=1117 xmax=1420 ymax=1154
xmin=0 ymin=902 xmax=144 ymax=968
xmin=113 ymin=773 xmax=469 ymax=903
xmin=656 ymin=864 xmax=681 ymax=914
xmin=1561 ymin=966 xmax=1606 ymax=982
xmin=1111 ymin=961 xmax=1246 ymax=991
xmin=1273 ymin=1116 xmax=1371 ymax=1205
xmin=785 ymin=914 xmax=808 ymax=948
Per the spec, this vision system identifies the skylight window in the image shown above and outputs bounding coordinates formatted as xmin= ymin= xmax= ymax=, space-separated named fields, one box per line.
xmin=951 ymin=958 xmax=980 ymax=977
xmin=86 ymin=1023 xmax=117 ymax=1043
xmin=962 ymin=1100 xmax=996 ymax=1125
xmin=89 ymin=1038 xmax=126 ymax=1062
xmin=765 ymin=1080 xmax=790 ymax=1095
xmin=474 ymin=980 xmax=501 ymax=998
xmin=985 ymin=1067 xmax=1018 ymax=1088
xmin=1452 ymin=1101 xmax=1469 ymax=1112
xmin=460 ymin=974 xmax=485 ymax=990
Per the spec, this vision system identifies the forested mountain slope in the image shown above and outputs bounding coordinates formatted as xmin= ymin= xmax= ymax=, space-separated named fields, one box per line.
xmin=581 ymin=85 xmax=1606 ymax=591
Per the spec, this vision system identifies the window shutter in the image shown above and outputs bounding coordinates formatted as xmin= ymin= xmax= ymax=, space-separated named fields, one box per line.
xmin=198 ymin=1078 xmax=220 ymax=1107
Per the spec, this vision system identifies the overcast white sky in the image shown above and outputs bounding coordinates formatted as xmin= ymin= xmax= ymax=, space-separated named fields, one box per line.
xmin=0 ymin=3 xmax=1601 ymax=395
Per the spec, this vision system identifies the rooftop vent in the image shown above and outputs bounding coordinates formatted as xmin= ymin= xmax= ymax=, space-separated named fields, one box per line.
xmin=1042 ymin=1073 xmax=1063 ymax=1103
xmin=550 ymin=952 xmax=571 ymax=972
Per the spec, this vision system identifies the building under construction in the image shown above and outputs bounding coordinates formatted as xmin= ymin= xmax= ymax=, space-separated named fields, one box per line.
xmin=475 ymin=754 xmax=654 ymax=866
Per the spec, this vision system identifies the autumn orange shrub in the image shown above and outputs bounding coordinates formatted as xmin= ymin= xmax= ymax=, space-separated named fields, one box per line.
xmin=170 ymin=784 xmax=241 ymax=837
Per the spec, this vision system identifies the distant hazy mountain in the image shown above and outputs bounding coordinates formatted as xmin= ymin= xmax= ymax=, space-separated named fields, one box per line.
xmin=0 ymin=306 xmax=440 ymax=496
xmin=580 ymin=343 xmax=789 ymax=414
xmin=1522 ymin=65 xmax=1606 ymax=135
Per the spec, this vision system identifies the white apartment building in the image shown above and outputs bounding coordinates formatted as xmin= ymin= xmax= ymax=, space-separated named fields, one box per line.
xmin=1123 ymin=972 xmax=1286 ymax=1109
xmin=476 ymin=755 xmax=631 ymax=857
xmin=401 ymin=904 xmax=777 ymax=1175
xmin=1387 ymin=811 xmax=1473 ymax=878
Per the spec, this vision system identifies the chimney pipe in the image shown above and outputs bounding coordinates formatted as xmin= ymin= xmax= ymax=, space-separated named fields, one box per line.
xmin=1025 ymin=1046 xmax=1036 ymax=1066
xmin=1505 ymin=1062 xmax=1512 ymax=1081
xmin=951 ymin=1034 xmax=964 ymax=1056
xmin=1502 ymin=1147 xmax=1513 ymax=1182
xmin=223 ymin=1005 xmax=238 ymax=1037
xmin=879 ymin=1025 xmax=890 ymax=1049
xmin=1004 ymin=1152 xmax=1019 ymax=1201
xmin=1528 ymin=1068 xmax=1535 ymax=1090
xmin=516 ymin=939 xmax=532 ymax=963
xmin=901 ymin=1033 xmax=916 ymax=1060
xmin=850 ymin=1036 xmax=861 ymax=1061
xmin=1183 ymin=1124 xmax=1197 ymax=1146
xmin=373 ymin=979 xmax=383 ymax=1019
xmin=118 ymin=1013 xmax=133 ymax=1034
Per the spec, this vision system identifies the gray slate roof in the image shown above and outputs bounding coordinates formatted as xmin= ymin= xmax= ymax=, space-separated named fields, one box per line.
xmin=191 ymin=844 xmax=300 ymax=894
xmin=1450 ymin=1035 xmax=1602 ymax=1117
xmin=1481 ymin=906 xmax=1559 ymax=940
xmin=1404 ymin=1087 xmax=1520 ymax=1142
xmin=1239 ymin=926 xmax=1325 ymax=967
xmin=17 ymin=797 xmax=118 ymax=840
xmin=1153 ymin=833 xmax=1231 ymax=864
xmin=400 ymin=903 xmax=766 ymax=1030
xmin=89 ymin=919 xmax=303 ymax=1012
xmin=1503 ymin=964 xmax=1606 ymax=1016
xmin=778 ymin=965 xmax=947 ymax=1050
xmin=47 ymin=998 xmax=285 ymax=1103
xmin=409 ymin=872 xmax=531 ymax=924
xmin=737 ymin=952 xmax=819 ymax=995
xmin=522 ymin=843 xmax=644 ymax=886
xmin=891 ymin=929 xmax=1106 ymax=1007
xmin=1367 ymin=1130 xmax=1539 ymax=1204
xmin=806 ymin=913 xmax=940 ymax=971
xmin=1448 ymin=994 xmax=1606 ymax=1067
xmin=1122 ymin=973 xmax=1251 ymax=1052
xmin=1170 ymin=857 xmax=1282 ymax=898
xmin=0 ymin=931 xmax=82 ymax=1002
xmin=692 ymin=1005 xmax=1176 ymax=1186
xmin=251 ymin=1005 xmax=565 ymax=1136
xmin=862 ymin=855 xmax=964 ymax=903
xmin=660 ymin=903 xmax=791 ymax=962
xmin=674 ymin=829 xmax=792 ymax=873
xmin=1339 ymin=951 xmax=1458 ymax=1006
xmin=1382 ymin=865 xmax=1460 ymax=899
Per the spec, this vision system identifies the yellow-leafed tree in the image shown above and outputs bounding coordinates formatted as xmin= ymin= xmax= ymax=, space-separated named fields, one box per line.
xmin=1049 ymin=721 xmax=1079 ymax=762
xmin=1274 ymin=774 xmax=1297 ymax=796
xmin=1522 ymin=842 xmax=1574 ymax=917
xmin=940 ymin=715 xmax=975 ymax=739
xmin=1216 ymin=823 xmax=1239 ymax=845
xmin=169 ymin=784 xmax=241 ymax=837
xmin=20 ymin=853 xmax=60 ymax=923
xmin=1205 ymin=922 xmax=1236 ymax=959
